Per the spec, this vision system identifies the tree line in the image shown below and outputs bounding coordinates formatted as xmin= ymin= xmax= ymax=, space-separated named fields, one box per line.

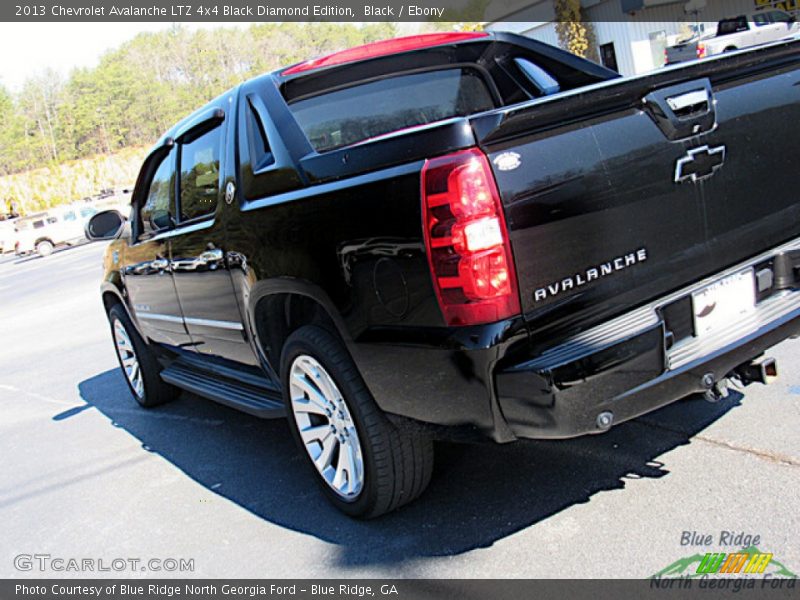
xmin=0 ymin=23 xmax=399 ymax=178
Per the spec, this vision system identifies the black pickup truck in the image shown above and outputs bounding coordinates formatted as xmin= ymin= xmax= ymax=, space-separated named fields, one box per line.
xmin=88 ymin=31 xmax=800 ymax=517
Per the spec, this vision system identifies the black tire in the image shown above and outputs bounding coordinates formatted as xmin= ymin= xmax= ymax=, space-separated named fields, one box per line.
xmin=280 ymin=325 xmax=434 ymax=518
xmin=108 ymin=304 xmax=177 ymax=408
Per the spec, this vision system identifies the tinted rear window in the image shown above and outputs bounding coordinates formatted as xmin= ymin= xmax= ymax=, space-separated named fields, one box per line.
xmin=718 ymin=17 xmax=749 ymax=36
xmin=288 ymin=68 xmax=495 ymax=152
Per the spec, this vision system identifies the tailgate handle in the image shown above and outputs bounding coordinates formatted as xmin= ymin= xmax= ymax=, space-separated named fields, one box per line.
xmin=666 ymin=89 xmax=709 ymax=114
xmin=644 ymin=78 xmax=716 ymax=141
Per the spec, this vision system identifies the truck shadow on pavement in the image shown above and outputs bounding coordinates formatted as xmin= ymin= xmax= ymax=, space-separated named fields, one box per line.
xmin=73 ymin=368 xmax=744 ymax=567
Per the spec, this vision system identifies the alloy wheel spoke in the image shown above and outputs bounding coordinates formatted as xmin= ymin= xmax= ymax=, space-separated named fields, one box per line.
xmin=292 ymin=373 xmax=331 ymax=411
xmin=342 ymin=441 xmax=359 ymax=495
xmin=297 ymin=359 xmax=341 ymax=404
xmin=332 ymin=449 xmax=348 ymax=491
xmin=300 ymin=424 xmax=331 ymax=444
xmin=292 ymin=396 xmax=328 ymax=417
xmin=315 ymin=434 xmax=337 ymax=471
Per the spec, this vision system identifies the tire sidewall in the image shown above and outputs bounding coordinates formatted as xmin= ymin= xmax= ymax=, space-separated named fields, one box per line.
xmin=280 ymin=327 xmax=380 ymax=517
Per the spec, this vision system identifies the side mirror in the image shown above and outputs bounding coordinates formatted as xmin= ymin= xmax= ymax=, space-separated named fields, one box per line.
xmin=85 ymin=210 xmax=125 ymax=241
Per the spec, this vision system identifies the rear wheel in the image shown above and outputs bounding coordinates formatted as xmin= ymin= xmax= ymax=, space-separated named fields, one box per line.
xmin=36 ymin=240 xmax=54 ymax=257
xmin=281 ymin=325 xmax=434 ymax=518
xmin=108 ymin=304 xmax=177 ymax=407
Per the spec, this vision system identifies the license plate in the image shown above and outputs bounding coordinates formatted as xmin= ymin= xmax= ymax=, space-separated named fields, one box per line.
xmin=692 ymin=269 xmax=756 ymax=337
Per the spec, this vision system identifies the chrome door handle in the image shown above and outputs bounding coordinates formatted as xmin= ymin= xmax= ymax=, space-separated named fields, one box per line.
xmin=198 ymin=248 xmax=224 ymax=265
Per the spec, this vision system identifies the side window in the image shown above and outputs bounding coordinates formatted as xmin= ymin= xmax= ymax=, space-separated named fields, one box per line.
xmin=770 ymin=11 xmax=792 ymax=23
xmin=139 ymin=150 xmax=175 ymax=240
xmin=63 ymin=211 xmax=77 ymax=221
xmin=754 ymin=13 xmax=769 ymax=27
xmin=178 ymin=126 xmax=222 ymax=222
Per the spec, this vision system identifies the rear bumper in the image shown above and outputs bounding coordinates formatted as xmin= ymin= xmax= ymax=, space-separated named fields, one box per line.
xmin=497 ymin=238 xmax=800 ymax=440
xmin=356 ymin=237 xmax=800 ymax=443
xmin=496 ymin=303 xmax=800 ymax=440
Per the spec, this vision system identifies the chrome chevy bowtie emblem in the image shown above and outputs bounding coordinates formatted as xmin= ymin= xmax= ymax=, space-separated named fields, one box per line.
xmin=225 ymin=181 xmax=236 ymax=204
xmin=675 ymin=145 xmax=726 ymax=183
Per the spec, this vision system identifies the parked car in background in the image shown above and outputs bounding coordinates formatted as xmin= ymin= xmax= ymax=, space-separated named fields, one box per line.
xmin=14 ymin=204 xmax=97 ymax=257
xmin=665 ymin=10 xmax=798 ymax=64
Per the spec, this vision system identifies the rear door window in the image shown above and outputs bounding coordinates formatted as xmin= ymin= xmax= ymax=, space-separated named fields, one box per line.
xmin=178 ymin=126 xmax=222 ymax=222
xmin=288 ymin=68 xmax=495 ymax=152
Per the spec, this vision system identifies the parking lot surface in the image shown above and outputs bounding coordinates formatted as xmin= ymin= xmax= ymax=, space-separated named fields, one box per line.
xmin=1 ymin=243 xmax=798 ymax=578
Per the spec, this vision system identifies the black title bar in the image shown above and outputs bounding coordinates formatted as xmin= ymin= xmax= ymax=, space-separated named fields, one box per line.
xmin=4 ymin=579 xmax=800 ymax=600
xmin=3 ymin=0 xmax=793 ymax=23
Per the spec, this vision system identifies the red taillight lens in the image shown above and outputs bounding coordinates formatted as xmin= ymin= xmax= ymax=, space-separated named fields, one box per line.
xmin=422 ymin=148 xmax=521 ymax=326
xmin=697 ymin=43 xmax=706 ymax=59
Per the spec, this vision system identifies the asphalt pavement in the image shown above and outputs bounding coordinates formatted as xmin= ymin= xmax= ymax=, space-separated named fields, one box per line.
xmin=1 ymin=242 xmax=798 ymax=578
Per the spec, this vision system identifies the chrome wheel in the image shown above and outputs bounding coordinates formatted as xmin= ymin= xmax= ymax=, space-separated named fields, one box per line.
xmin=113 ymin=319 xmax=144 ymax=399
xmin=289 ymin=355 xmax=364 ymax=500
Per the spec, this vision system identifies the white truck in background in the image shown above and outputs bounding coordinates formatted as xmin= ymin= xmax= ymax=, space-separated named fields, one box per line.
xmin=9 ymin=187 xmax=133 ymax=258
xmin=13 ymin=204 xmax=98 ymax=257
xmin=665 ymin=10 xmax=799 ymax=64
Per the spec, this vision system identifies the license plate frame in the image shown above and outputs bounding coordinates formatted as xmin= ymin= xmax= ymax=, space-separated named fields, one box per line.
xmin=692 ymin=268 xmax=756 ymax=337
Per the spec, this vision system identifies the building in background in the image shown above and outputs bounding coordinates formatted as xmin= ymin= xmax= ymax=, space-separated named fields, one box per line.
xmin=485 ymin=0 xmax=798 ymax=76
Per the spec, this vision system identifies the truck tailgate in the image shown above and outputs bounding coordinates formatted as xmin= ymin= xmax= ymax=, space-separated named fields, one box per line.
xmin=666 ymin=42 xmax=698 ymax=64
xmin=474 ymin=40 xmax=800 ymax=340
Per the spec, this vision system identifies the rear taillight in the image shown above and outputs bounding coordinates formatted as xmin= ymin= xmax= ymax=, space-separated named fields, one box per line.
xmin=421 ymin=148 xmax=521 ymax=326
xmin=697 ymin=43 xmax=706 ymax=59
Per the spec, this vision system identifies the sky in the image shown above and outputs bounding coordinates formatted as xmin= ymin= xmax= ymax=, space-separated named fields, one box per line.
xmin=0 ymin=20 xmax=437 ymax=91
xmin=0 ymin=22 xmax=238 ymax=91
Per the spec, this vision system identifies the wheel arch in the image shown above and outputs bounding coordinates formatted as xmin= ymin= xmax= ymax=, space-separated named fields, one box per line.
xmin=247 ymin=278 xmax=353 ymax=374
xmin=101 ymin=283 xmax=146 ymax=339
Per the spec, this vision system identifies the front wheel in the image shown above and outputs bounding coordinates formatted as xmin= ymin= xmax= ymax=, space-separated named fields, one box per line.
xmin=108 ymin=304 xmax=177 ymax=407
xmin=281 ymin=326 xmax=433 ymax=518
